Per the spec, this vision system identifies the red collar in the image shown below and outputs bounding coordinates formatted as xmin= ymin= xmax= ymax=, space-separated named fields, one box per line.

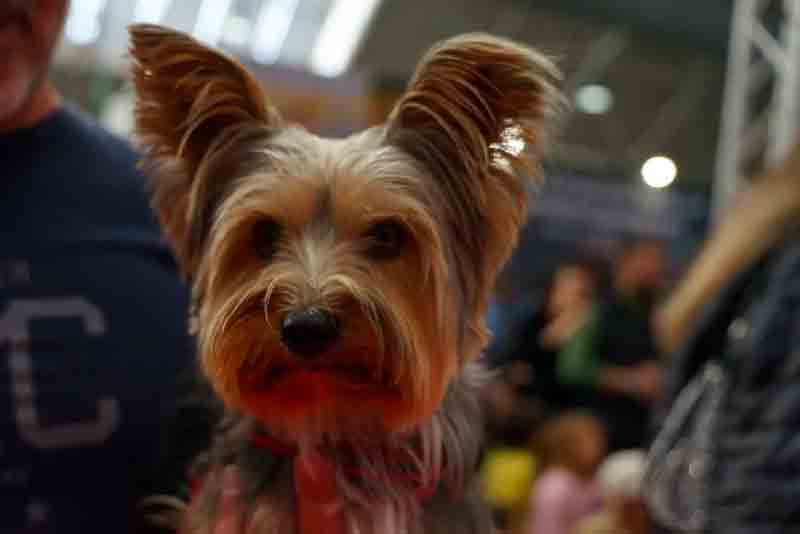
xmin=188 ymin=433 xmax=439 ymax=534
xmin=251 ymin=431 xmax=438 ymax=534
xmin=250 ymin=431 xmax=439 ymax=503
xmin=250 ymin=431 xmax=299 ymax=456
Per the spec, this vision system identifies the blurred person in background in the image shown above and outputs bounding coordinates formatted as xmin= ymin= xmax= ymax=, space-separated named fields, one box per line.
xmin=480 ymin=408 xmax=541 ymax=532
xmin=526 ymin=412 xmax=606 ymax=534
xmin=652 ymin=144 xmax=800 ymax=534
xmin=492 ymin=260 xmax=601 ymax=415
xmin=576 ymin=450 xmax=650 ymax=534
xmin=540 ymin=262 xmax=599 ymax=351
xmin=0 ymin=1 xmax=198 ymax=532
xmin=481 ymin=260 xmax=599 ymax=529
xmin=551 ymin=241 xmax=665 ymax=452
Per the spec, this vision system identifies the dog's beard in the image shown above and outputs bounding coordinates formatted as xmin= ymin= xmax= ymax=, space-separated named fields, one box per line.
xmin=196 ymin=268 xmax=456 ymax=443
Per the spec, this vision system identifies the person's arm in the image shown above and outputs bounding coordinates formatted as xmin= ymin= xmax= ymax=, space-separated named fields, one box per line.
xmin=555 ymin=310 xmax=662 ymax=401
xmin=595 ymin=362 xmax=662 ymax=403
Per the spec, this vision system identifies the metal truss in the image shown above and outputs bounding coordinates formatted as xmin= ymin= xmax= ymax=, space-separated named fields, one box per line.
xmin=714 ymin=0 xmax=800 ymax=220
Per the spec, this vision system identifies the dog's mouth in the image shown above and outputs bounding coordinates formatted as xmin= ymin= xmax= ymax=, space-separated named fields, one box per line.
xmin=237 ymin=355 xmax=417 ymax=435
xmin=260 ymin=362 xmax=383 ymax=391
xmin=237 ymin=350 xmax=402 ymax=397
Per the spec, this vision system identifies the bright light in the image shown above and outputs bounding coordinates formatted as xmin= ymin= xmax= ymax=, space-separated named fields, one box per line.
xmin=575 ymin=84 xmax=614 ymax=115
xmin=500 ymin=125 xmax=526 ymax=156
xmin=504 ymin=137 xmax=526 ymax=156
xmin=132 ymin=0 xmax=172 ymax=23
xmin=193 ymin=0 xmax=234 ymax=46
xmin=222 ymin=15 xmax=253 ymax=48
xmin=101 ymin=90 xmax=135 ymax=137
xmin=641 ymin=156 xmax=677 ymax=188
xmin=309 ymin=0 xmax=383 ymax=78
xmin=251 ymin=0 xmax=301 ymax=64
xmin=65 ymin=0 xmax=108 ymax=46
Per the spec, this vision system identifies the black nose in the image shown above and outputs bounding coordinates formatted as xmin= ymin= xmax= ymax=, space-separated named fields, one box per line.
xmin=281 ymin=308 xmax=341 ymax=358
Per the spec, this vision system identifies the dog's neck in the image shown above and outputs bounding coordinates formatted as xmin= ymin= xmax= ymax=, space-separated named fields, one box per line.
xmin=249 ymin=431 xmax=439 ymax=499
xmin=197 ymin=363 xmax=488 ymax=534
xmin=249 ymin=430 xmax=440 ymax=534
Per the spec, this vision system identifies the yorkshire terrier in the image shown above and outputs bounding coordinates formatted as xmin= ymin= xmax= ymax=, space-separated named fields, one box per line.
xmin=129 ymin=24 xmax=562 ymax=534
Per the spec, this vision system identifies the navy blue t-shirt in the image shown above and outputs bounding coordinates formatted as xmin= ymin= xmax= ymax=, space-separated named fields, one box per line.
xmin=0 ymin=107 xmax=194 ymax=532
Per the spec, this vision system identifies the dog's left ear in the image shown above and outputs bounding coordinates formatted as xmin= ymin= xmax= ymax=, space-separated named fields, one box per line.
xmin=129 ymin=24 xmax=283 ymax=276
xmin=386 ymin=34 xmax=563 ymax=310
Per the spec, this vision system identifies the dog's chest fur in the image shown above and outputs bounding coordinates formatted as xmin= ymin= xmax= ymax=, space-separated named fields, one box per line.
xmin=183 ymin=373 xmax=493 ymax=534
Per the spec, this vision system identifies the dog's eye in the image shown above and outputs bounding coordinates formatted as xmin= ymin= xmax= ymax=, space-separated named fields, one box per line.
xmin=252 ymin=218 xmax=282 ymax=260
xmin=365 ymin=219 xmax=407 ymax=260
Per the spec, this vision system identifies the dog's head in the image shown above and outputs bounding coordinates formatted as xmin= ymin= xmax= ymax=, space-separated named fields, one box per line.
xmin=129 ymin=24 xmax=561 ymax=441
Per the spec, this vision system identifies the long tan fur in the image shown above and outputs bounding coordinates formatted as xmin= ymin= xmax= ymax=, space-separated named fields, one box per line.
xmin=129 ymin=24 xmax=562 ymax=534
xmin=131 ymin=24 xmax=283 ymax=275
xmin=387 ymin=34 xmax=564 ymax=358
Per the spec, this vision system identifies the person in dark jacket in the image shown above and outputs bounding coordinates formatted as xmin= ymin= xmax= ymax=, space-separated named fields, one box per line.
xmin=551 ymin=243 xmax=665 ymax=452
xmin=655 ymin=144 xmax=800 ymax=533
xmin=490 ymin=260 xmax=600 ymax=412
xmin=0 ymin=2 xmax=204 ymax=532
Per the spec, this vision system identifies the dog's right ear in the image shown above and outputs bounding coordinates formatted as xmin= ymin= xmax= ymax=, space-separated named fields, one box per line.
xmin=129 ymin=24 xmax=283 ymax=276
